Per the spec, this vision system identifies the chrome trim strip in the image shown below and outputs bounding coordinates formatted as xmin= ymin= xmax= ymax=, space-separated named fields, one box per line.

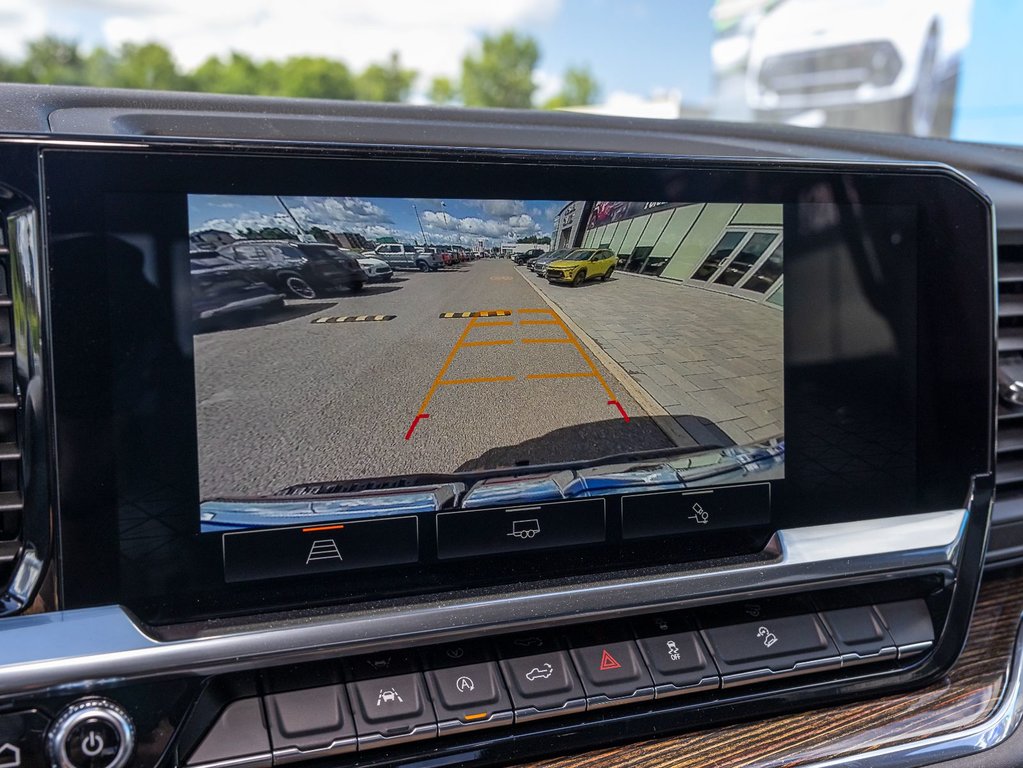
xmin=804 ymin=612 xmax=1023 ymax=768
xmin=0 ymin=509 xmax=966 ymax=695
xmin=1 ymin=206 xmax=49 ymax=616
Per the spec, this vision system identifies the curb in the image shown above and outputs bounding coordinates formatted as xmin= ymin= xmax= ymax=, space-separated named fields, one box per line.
xmin=514 ymin=268 xmax=697 ymax=449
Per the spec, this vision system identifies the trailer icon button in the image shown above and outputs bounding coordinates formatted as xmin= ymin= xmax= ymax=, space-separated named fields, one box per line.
xmin=435 ymin=499 xmax=607 ymax=560
xmin=508 ymin=519 xmax=541 ymax=539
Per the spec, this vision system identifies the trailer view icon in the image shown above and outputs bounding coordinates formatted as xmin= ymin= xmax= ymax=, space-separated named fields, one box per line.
xmin=508 ymin=519 xmax=541 ymax=539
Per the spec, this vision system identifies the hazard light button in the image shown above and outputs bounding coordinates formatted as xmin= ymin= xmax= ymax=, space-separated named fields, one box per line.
xmin=568 ymin=640 xmax=654 ymax=709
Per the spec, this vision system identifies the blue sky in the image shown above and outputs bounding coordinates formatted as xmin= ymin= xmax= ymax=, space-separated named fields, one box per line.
xmin=954 ymin=0 xmax=1023 ymax=142
xmin=189 ymin=196 xmax=569 ymax=246
xmin=532 ymin=0 xmax=714 ymax=103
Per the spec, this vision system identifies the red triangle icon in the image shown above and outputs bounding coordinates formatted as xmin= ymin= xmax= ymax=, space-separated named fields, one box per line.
xmin=598 ymin=649 xmax=622 ymax=671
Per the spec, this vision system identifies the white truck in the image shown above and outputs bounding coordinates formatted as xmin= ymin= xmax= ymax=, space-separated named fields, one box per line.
xmin=373 ymin=243 xmax=442 ymax=272
xmin=745 ymin=0 xmax=973 ymax=136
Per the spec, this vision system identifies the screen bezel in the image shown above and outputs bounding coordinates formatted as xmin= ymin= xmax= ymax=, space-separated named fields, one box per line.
xmin=39 ymin=144 xmax=994 ymax=624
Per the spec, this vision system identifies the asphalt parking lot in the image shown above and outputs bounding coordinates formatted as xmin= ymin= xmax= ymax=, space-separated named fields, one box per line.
xmin=193 ymin=259 xmax=673 ymax=498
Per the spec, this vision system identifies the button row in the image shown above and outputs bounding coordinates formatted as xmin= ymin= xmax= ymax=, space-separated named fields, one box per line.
xmin=186 ymin=598 xmax=934 ymax=767
xmin=223 ymin=483 xmax=772 ymax=582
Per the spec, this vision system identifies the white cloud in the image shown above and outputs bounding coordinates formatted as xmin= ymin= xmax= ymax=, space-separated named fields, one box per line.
xmin=533 ymin=68 xmax=562 ymax=105
xmin=507 ymin=213 xmax=536 ymax=229
xmin=83 ymin=0 xmax=562 ymax=84
xmin=287 ymin=197 xmax=393 ymax=227
xmin=195 ymin=211 xmax=297 ymax=234
xmin=480 ymin=199 xmax=525 ymax=217
xmin=0 ymin=6 xmax=48 ymax=60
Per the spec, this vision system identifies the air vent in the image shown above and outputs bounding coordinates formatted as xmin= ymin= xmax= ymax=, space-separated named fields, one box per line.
xmin=0 ymin=220 xmax=23 ymax=587
xmin=991 ymin=242 xmax=1023 ymax=564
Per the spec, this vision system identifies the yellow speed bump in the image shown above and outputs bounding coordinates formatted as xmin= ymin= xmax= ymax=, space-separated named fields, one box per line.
xmin=439 ymin=310 xmax=512 ymax=318
xmin=312 ymin=315 xmax=396 ymax=323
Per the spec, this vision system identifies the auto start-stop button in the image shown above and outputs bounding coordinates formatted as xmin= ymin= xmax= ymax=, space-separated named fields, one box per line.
xmin=46 ymin=700 xmax=134 ymax=768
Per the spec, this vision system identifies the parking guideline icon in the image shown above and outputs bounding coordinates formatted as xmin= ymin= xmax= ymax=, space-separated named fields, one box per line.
xmin=306 ymin=539 xmax=342 ymax=564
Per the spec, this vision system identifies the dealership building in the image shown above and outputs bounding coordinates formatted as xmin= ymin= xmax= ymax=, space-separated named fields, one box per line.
xmin=553 ymin=201 xmax=783 ymax=307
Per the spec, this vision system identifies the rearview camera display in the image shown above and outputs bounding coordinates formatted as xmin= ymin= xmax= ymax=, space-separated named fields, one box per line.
xmin=188 ymin=196 xmax=784 ymax=541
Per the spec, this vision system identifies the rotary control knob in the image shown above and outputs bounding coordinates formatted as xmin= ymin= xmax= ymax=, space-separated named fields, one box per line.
xmin=46 ymin=699 xmax=134 ymax=768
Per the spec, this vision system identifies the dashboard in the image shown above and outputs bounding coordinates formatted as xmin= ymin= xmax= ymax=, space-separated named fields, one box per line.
xmin=0 ymin=83 xmax=1020 ymax=768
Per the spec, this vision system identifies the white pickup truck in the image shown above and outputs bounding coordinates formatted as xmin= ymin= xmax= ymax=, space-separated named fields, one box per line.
xmin=373 ymin=243 xmax=442 ymax=272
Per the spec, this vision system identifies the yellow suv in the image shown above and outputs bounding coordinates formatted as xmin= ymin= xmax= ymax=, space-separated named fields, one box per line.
xmin=545 ymin=248 xmax=617 ymax=285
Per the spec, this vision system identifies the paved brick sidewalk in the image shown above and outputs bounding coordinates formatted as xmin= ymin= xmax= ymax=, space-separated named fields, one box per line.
xmin=524 ymin=270 xmax=783 ymax=446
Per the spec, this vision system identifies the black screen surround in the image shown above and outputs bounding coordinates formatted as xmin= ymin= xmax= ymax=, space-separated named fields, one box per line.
xmin=40 ymin=146 xmax=993 ymax=624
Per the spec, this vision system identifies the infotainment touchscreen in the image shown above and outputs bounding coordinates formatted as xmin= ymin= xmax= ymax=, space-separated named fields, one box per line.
xmin=44 ymin=147 xmax=992 ymax=620
xmin=187 ymin=195 xmax=784 ymax=571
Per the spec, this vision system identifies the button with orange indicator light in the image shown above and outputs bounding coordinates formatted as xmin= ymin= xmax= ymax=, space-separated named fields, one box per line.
xmin=424 ymin=662 xmax=514 ymax=736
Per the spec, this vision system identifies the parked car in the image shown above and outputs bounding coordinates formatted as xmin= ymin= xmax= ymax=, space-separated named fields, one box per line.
xmin=421 ymin=246 xmax=449 ymax=267
xmin=530 ymin=248 xmax=572 ymax=277
xmin=217 ymin=240 xmax=366 ymax=299
xmin=374 ymin=243 xmax=442 ymax=272
xmin=432 ymin=246 xmax=460 ymax=266
xmin=514 ymin=248 xmax=546 ymax=265
xmin=546 ymin=248 xmax=617 ymax=285
xmin=355 ymin=254 xmax=394 ymax=282
xmin=189 ymin=252 xmax=285 ymax=322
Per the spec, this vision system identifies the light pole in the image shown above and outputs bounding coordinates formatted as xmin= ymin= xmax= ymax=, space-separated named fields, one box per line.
xmin=412 ymin=203 xmax=428 ymax=246
xmin=275 ymin=196 xmax=311 ymax=242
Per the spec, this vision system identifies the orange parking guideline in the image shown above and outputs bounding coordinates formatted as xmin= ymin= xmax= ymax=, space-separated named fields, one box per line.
xmin=415 ymin=317 xmax=479 ymax=414
xmin=525 ymin=372 xmax=596 ymax=380
xmin=462 ymin=339 xmax=514 ymax=347
xmin=301 ymin=523 xmax=345 ymax=533
xmin=540 ymin=312 xmax=616 ymax=400
xmin=517 ymin=308 xmax=628 ymax=421
xmin=406 ymin=304 xmax=632 ymax=440
xmin=440 ymin=376 xmax=516 ymax=386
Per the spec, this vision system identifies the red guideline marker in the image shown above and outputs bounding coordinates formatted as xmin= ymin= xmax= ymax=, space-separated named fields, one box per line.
xmin=608 ymin=400 xmax=630 ymax=422
xmin=405 ymin=413 xmax=429 ymax=440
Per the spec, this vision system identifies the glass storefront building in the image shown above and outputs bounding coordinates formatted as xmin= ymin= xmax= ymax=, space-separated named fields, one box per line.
xmin=554 ymin=201 xmax=783 ymax=307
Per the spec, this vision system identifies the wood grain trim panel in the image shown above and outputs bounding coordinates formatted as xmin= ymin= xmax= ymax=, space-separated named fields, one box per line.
xmin=521 ymin=573 xmax=1023 ymax=768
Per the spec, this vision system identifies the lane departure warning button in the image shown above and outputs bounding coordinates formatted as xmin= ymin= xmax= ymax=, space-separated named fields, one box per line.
xmin=349 ymin=673 xmax=437 ymax=750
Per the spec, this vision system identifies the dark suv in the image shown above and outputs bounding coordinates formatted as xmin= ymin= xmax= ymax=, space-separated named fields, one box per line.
xmin=218 ymin=240 xmax=367 ymax=299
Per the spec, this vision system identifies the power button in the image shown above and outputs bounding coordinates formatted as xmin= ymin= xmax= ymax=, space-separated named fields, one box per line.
xmin=46 ymin=700 xmax=133 ymax=768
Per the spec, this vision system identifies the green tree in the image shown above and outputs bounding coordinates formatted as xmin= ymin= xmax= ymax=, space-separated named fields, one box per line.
xmin=110 ymin=42 xmax=187 ymax=90
xmin=277 ymin=56 xmax=355 ymax=99
xmin=354 ymin=53 xmax=416 ymax=102
xmin=461 ymin=31 xmax=538 ymax=108
xmin=543 ymin=66 xmax=600 ymax=110
xmin=192 ymin=52 xmax=269 ymax=95
xmin=15 ymin=36 xmax=87 ymax=85
xmin=82 ymin=47 xmax=118 ymax=88
xmin=427 ymin=76 xmax=458 ymax=105
xmin=0 ymin=56 xmax=19 ymax=83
